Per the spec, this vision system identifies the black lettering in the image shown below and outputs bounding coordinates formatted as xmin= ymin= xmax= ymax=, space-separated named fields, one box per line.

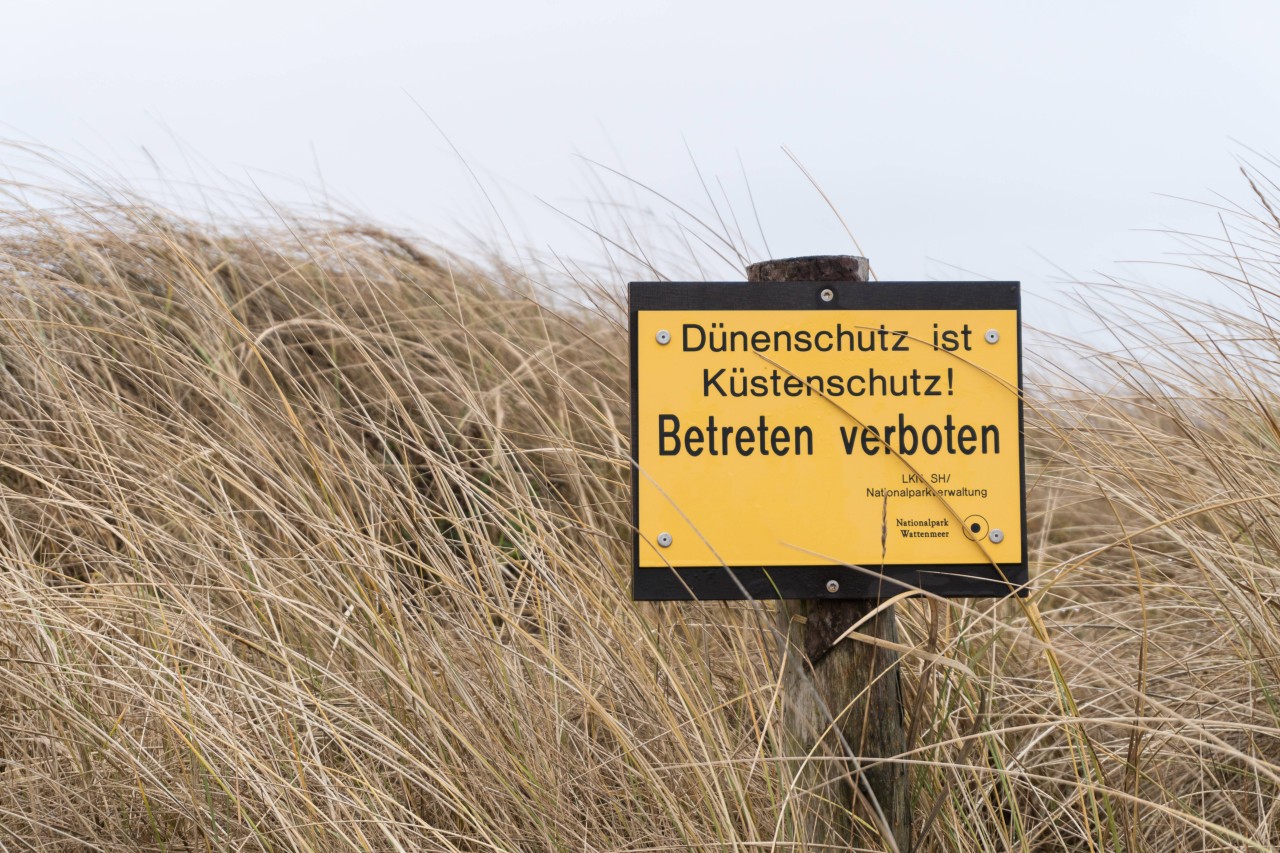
xmin=840 ymin=425 xmax=858 ymax=454
xmin=770 ymin=426 xmax=790 ymax=456
xmin=835 ymin=417 xmax=1000 ymax=456
xmin=898 ymin=413 xmax=917 ymax=454
xmin=686 ymin=428 xmax=704 ymax=456
xmin=659 ymin=415 xmax=681 ymax=455
xmin=719 ymin=423 xmax=734 ymax=454
xmin=861 ymin=426 xmax=881 ymax=455
xmin=981 ymin=424 xmax=1000 ymax=453
xmin=921 ymin=425 xmax=942 ymax=454
xmin=794 ymin=425 xmax=813 ymax=456
xmin=703 ymin=368 xmax=726 ymax=396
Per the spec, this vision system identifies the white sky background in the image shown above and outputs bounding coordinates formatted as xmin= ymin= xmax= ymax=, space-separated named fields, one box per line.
xmin=4 ymin=1 xmax=1280 ymax=338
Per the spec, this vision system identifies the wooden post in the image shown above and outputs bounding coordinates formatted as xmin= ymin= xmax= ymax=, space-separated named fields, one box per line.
xmin=747 ymin=255 xmax=911 ymax=852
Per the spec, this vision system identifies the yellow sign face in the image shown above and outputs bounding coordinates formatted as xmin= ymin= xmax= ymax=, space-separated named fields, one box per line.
xmin=631 ymin=283 xmax=1025 ymax=599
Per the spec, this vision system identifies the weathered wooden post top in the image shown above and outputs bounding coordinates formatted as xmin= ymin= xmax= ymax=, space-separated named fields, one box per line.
xmin=627 ymin=255 xmax=1026 ymax=850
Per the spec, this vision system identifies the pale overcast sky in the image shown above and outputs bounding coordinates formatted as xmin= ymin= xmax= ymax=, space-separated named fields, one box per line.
xmin=3 ymin=1 xmax=1279 ymax=333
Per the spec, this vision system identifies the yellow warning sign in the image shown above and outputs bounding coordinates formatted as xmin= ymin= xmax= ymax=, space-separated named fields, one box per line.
xmin=630 ymin=283 xmax=1025 ymax=599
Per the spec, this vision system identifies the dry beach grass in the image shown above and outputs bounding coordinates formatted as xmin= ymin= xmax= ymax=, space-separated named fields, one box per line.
xmin=0 ymin=171 xmax=1276 ymax=850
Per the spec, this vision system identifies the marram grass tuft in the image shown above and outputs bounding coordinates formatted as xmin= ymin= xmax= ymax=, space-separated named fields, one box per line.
xmin=0 ymin=174 xmax=1276 ymax=850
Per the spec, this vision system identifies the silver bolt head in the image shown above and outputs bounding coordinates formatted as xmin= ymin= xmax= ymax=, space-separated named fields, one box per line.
xmin=656 ymin=329 xmax=671 ymax=345
xmin=819 ymin=288 xmax=835 ymax=303
xmin=984 ymin=329 xmax=1000 ymax=344
xmin=989 ymin=528 xmax=1004 ymax=544
xmin=825 ymin=579 xmax=840 ymax=593
xmin=656 ymin=532 xmax=673 ymax=548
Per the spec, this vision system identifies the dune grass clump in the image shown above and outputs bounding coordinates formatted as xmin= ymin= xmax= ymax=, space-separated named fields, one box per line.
xmin=0 ymin=172 xmax=1277 ymax=850
xmin=0 ymin=202 xmax=767 ymax=849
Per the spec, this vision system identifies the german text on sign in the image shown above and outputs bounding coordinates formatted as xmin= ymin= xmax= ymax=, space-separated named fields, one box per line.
xmin=629 ymin=281 xmax=1027 ymax=601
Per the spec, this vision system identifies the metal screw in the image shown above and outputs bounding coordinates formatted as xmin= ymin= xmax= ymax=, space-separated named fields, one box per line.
xmin=825 ymin=579 xmax=839 ymax=593
xmin=984 ymin=329 xmax=1000 ymax=344
xmin=819 ymin=288 xmax=835 ymax=303
xmin=989 ymin=528 xmax=1004 ymax=544
xmin=656 ymin=532 xmax=673 ymax=548
xmin=656 ymin=329 xmax=671 ymax=345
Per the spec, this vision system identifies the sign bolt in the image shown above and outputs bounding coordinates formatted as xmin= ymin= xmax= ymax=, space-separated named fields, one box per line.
xmin=825 ymin=579 xmax=839 ymax=593
xmin=656 ymin=329 xmax=671 ymax=345
xmin=988 ymin=528 xmax=1004 ymax=544
xmin=984 ymin=329 xmax=1000 ymax=344
xmin=656 ymin=532 xmax=673 ymax=548
xmin=819 ymin=288 xmax=835 ymax=303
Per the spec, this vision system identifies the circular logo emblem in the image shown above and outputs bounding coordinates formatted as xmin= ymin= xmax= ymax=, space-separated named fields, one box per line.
xmin=962 ymin=514 xmax=989 ymax=541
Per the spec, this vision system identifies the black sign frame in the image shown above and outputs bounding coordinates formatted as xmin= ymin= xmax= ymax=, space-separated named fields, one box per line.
xmin=629 ymin=280 xmax=1028 ymax=601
